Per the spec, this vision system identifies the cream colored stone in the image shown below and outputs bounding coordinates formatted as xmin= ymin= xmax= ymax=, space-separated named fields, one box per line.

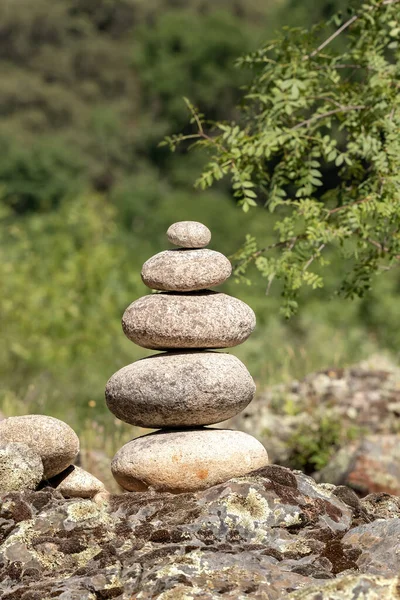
xmin=49 ymin=465 xmax=106 ymax=499
xmin=106 ymin=351 xmax=255 ymax=428
xmin=111 ymin=429 xmax=268 ymax=492
xmin=0 ymin=415 xmax=79 ymax=478
xmin=122 ymin=291 xmax=256 ymax=350
xmin=0 ymin=442 xmax=43 ymax=492
xmin=141 ymin=249 xmax=231 ymax=292
xmin=167 ymin=221 xmax=211 ymax=248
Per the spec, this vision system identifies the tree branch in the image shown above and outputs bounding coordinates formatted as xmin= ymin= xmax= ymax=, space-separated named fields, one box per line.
xmin=291 ymin=105 xmax=366 ymax=131
xmin=302 ymin=243 xmax=326 ymax=271
xmin=328 ymin=196 xmax=371 ymax=215
xmin=305 ymin=15 xmax=358 ymax=60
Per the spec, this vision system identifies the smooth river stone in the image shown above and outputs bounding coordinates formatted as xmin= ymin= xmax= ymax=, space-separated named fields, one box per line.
xmin=122 ymin=291 xmax=256 ymax=350
xmin=167 ymin=221 xmax=211 ymax=248
xmin=141 ymin=249 xmax=232 ymax=292
xmin=111 ymin=429 xmax=268 ymax=492
xmin=0 ymin=442 xmax=43 ymax=492
xmin=105 ymin=351 xmax=255 ymax=428
xmin=0 ymin=415 xmax=80 ymax=479
xmin=48 ymin=465 xmax=106 ymax=499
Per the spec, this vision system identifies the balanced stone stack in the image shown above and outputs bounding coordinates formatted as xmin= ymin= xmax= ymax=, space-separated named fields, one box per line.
xmin=107 ymin=221 xmax=268 ymax=493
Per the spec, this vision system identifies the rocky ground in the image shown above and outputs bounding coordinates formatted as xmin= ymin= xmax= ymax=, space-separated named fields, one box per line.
xmin=2 ymin=464 xmax=400 ymax=599
xmin=224 ymin=355 xmax=400 ymax=496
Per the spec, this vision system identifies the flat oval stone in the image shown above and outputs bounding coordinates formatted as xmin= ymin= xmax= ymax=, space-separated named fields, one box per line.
xmin=141 ymin=249 xmax=232 ymax=292
xmin=48 ymin=465 xmax=106 ymax=499
xmin=106 ymin=351 xmax=255 ymax=428
xmin=0 ymin=415 xmax=80 ymax=479
xmin=167 ymin=221 xmax=211 ymax=248
xmin=122 ymin=291 xmax=256 ymax=350
xmin=0 ymin=442 xmax=44 ymax=492
xmin=111 ymin=429 xmax=268 ymax=492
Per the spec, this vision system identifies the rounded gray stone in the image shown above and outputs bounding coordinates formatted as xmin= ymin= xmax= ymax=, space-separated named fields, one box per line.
xmin=141 ymin=249 xmax=232 ymax=292
xmin=111 ymin=429 xmax=269 ymax=492
xmin=0 ymin=415 xmax=80 ymax=479
xmin=49 ymin=465 xmax=106 ymax=499
xmin=167 ymin=221 xmax=211 ymax=248
xmin=105 ymin=351 xmax=256 ymax=428
xmin=0 ymin=442 xmax=43 ymax=492
xmin=122 ymin=291 xmax=256 ymax=350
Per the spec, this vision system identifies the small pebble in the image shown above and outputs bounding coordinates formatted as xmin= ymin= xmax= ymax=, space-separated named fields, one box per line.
xmin=48 ymin=465 xmax=106 ymax=499
xmin=167 ymin=221 xmax=211 ymax=248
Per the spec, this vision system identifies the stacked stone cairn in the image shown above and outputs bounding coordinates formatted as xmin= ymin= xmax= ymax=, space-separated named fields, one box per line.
xmin=107 ymin=221 xmax=269 ymax=493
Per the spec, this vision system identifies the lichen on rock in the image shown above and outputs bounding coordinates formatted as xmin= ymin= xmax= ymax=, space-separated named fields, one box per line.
xmin=2 ymin=466 xmax=399 ymax=598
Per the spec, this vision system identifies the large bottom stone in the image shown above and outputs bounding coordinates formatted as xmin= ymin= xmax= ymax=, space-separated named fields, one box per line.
xmin=111 ymin=428 xmax=268 ymax=492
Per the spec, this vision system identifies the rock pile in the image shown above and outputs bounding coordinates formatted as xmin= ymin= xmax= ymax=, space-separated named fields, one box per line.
xmin=106 ymin=220 xmax=269 ymax=492
xmin=4 ymin=466 xmax=400 ymax=599
xmin=0 ymin=415 xmax=105 ymax=498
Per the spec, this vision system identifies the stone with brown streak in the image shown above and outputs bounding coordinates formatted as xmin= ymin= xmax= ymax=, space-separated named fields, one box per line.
xmin=111 ymin=429 xmax=268 ymax=492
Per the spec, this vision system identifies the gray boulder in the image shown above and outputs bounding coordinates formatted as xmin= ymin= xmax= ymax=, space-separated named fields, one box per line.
xmin=106 ymin=351 xmax=255 ymax=428
xmin=122 ymin=291 xmax=256 ymax=350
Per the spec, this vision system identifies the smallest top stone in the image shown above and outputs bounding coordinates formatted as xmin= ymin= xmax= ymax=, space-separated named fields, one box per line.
xmin=167 ymin=221 xmax=211 ymax=248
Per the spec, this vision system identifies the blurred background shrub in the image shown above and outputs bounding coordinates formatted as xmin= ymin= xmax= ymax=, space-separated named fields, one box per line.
xmin=1 ymin=0 xmax=399 ymax=462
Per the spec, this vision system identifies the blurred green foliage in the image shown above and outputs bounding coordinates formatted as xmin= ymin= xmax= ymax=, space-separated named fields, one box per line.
xmin=1 ymin=0 xmax=400 ymax=459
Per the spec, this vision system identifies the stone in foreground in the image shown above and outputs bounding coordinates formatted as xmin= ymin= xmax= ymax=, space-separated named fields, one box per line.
xmin=111 ymin=428 xmax=268 ymax=492
xmin=0 ymin=415 xmax=79 ymax=478
xmin=141 ymin=248 xmax=232 ymax=292
xmin=48 ymin=465 xmax=106 ymax=499
xmin=106 ymin=351 xmax=256 ymax=428
xmin=0 ymin=442 xmax=43 ymax=492
xmin=167 ymin=220 xmax=211 ymax=248
xmin=122 ymin=291 xmax=256 ymax=350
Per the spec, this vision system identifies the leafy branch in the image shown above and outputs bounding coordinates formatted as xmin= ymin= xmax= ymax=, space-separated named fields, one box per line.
xmin=162 ymin=0 xmax=400 ymax=316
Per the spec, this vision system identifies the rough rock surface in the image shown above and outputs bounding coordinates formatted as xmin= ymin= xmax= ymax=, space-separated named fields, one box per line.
xmin=287 ymin=574 xmax=400 ymax=599
xmin=2 ymin=466 xmax=400 ymax=599
xmin=112 ymin=429 xmax=268 ymax=492
xmin=141 ymin=249 xmax=232 ymax=292
xmin=167 ymin=221 xmax=211 ymax=248
xmin=122 ymin=291 xmax=256 ymax=350
xmin=48 ymin=465 xmax=106 ymax=499
xmin=317 ymin=434 xmax=400 ymax=495
xmin=0 ymin=415 xmax=79 ymax=479
xmin=0 ymin=443 xmax=43 ymax=492
xmin=223 ymin=356 xmax=400 ymax=493
xmin=106 ymin=351 xmax=256 ymax=428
